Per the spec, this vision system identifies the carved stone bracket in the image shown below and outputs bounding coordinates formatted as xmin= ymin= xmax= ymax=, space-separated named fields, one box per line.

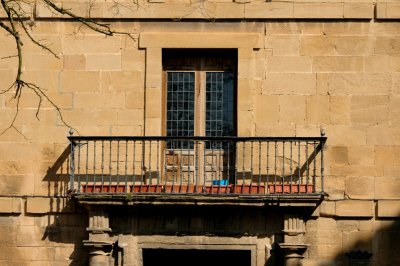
xmin=280 ymin=213 xmax=307 ymax=266
xmin=84 ymin=206 xmax=114 ymax=266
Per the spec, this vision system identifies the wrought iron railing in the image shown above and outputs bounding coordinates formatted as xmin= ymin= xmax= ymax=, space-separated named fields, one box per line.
xmin=68 ymin=136 xmax=326 ymax=196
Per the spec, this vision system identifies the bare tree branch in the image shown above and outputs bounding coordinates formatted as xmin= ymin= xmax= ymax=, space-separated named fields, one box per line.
xmin=0 ymin=0 xmax=138 ymax=135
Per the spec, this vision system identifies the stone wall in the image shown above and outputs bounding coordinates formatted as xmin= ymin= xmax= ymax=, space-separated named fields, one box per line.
xmin=0 ymin=0 xmax=399 ymax=265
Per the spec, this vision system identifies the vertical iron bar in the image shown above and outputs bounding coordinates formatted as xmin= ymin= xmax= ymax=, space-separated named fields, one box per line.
xmin=266 ymin=142 xmax=269 ymax=193
xmin=305 ymin=142 xmax=309 ymax=193
xmin=77 ymin=141 xmax=81 ymax=193
xmin=148 ymin=140 xmax=152 ymax=189
xmin=69 ymin=140 xmax=75 ymax=193
xmin=258 ymin=141 xmax=261 ymax=194
xmin=125 ymin=140 xmax=128 ymax=192
xmin=101 ymin=140 xmax=104 ymax=192
xmin=156 ymin=140 xmax=160 ymax=191
xmin=85 ymin=141 xmax=89 ymax=190
xmin=109 ymin=139 xmax=112 ymax=192
xmin=93 ymin=141 xmax=96 ymax=191
xmin=242 ymin=141 xmax=245 ymax=193
xmin=195 ymin=141 xmax=199 ymax=193
xmin=234 ymin=141 xmax=238 ymax=194
xmin=179 ymin=140 xmax=183 ymax=193
xmin=282 ymin=141 xmax=285 ymax=194
xmin=250 ymin=141 xmax=254 ymax=193
xmin=298 ymin=141 xmax=301 ymax=194
xmin=133 ymin=140 xmax=136 ymax=191
xmin=321 ymin=139 xmax=325 ymax=193
xmin=226 ymin=141 xmax=231 ymax=194
xmin=116 ymin=140 xmax=120 ymax=192
xmin=290 ymin=141 xmax=293 ymax=194
xmin=274 ymin=141 xmax=277 ymax=193
xmin=313 ymin=141 xmax=317 ymax=193
xmin=141 ymin=140 xmax=145 ymax=190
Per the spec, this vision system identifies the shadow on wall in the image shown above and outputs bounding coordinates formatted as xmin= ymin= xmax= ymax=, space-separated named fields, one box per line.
xmin=329 ymin=213 xmax=400 ymax=266
xmin=40 ymin=144 xmax=89 ymax=265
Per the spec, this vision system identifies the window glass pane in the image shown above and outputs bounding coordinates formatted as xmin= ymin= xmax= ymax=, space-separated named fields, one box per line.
xmin=205 ymin=72 xmax=234 ymax=138
xmin=167 ymin=72 xmax=195 ymax=148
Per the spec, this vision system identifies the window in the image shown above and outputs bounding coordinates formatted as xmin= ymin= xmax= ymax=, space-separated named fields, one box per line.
xmin=162 ymin=49 xmax=237 ymax=183
xmin=163 ymin=49 xmax=237 ymax=139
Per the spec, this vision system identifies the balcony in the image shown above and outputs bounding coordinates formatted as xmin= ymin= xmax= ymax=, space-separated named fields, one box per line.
xmin=68 ymin=136 xmax=326 ymax=206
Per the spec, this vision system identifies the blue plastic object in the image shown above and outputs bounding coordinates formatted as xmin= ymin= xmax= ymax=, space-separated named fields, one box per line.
xmin=212 ymin=180 xmax=228 ymax=186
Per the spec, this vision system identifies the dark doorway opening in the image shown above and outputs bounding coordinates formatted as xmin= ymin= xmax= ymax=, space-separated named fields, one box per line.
xmin=143 ymin=248 xmax=251 ymax=266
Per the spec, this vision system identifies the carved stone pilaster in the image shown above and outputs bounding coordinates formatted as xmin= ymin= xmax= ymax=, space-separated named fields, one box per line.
xmin=279 ymin=214 xmax=307 ymax=266
xmin=84 ymin=206 xmax=113 ymax=266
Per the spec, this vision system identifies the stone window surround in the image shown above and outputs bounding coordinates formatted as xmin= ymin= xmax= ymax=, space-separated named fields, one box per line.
xmin=138 ymin=32 xmax=262 ymax=136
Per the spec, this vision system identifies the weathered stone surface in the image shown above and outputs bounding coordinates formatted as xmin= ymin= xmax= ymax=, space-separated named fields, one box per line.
xmin=377 ymin=200 xmax=400 ymax=217
xmin=336 ymin=200 xmax=374 ymax=217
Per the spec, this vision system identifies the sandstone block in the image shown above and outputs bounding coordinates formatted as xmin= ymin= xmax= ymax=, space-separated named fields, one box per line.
xmin=329 ymin=96 xmax=351 ymax=125
xmin=60 ymin=71 xmax=100 ymax=92
xmin=319 ymin=201 xmax=336 ymax=217
xmin=375 ymin=146 xmax=400 ymax=167
xmin=61 ymin=109 xmax=117 ymax=126
xmin=262 ymin=73 xmax=316 ymax=95
xmin=254 ymin=95 xmax=279 ymax=124
xmin=334 ymin=36 xmax=374 ymax=56
xmin=117 ymin=109 xmax=144 ymax=126
xmin=108 ymin=71 xmax=144 ymax=92
xmin=24 ymin=54 xmax=63 ymax=71
xmin=111 ymin=125 xmax=142 ymax=136
xmin=0 ymin=175 xmax=35 ymax=196
xmin=26 ymin=197 xmax=75 ymax=214
xmin=377 ymin=2 xmax=400 ymax=19
xmin=255 ymin=124 xmax=295 ymax=137
xmin=244 ymin=2 xmax=293 ymax=19
xmin=265 ymin=35 xmax=300 ymax=56
xmin=317 ymin=73 xmax=392 ymax=95
xmin=374 ymin=37 xmax=400 ymax=56
xmin=294 ymin=3 xmax=343 ymax=19
xmin=389 ymin=95 xmax=400 ymax=125
xmin=346 ymin=176 xmax=375 ymax=199
xmin=74 ymin=92 xmax=126 ymax=109
xmin=299 ymin=36 xmax=335 ymax=56
xmin=343 ymin=230 xmax=373 ymax=251
xmin=62 ymin=35 xmax=122 ymax=54
xmin=336 ymin=200 xmax=374 ymax=217
xmin=344 ymin=3 xmax=373 ymax=19
xmin=145 ymin=88 xmax=163 ymax=119
xmin=126 ymin=92 xmax=144 ymax=109
xmin=377 ymin=200 xmax=400 ymax=217
xmin=86 ymin=54 xmax=121 ymax=71
xmin=0 ymin=197 xmax=21 ymax=213
xmin=313 ymin=56 xmax=363 ymax=72
xmin=326 ymin=146 xmax=348 ymax=165
xmin=351 ymin=95 xmax=389 ymax=125
xmin=237 ymin=78 xmax=255 ymax=111
xmin=325 ymin=125 xmax=367 ymax=146
xmin=266 ymin=56 xmax=312 ymax=73
xmin=367 ymin=126 xmax=400 ymax=145
xmin=375 ymin=177 xmax=400 ymax=199
xmin=0 ymin=197 xmax=13 ymax=213
xmin=140 ymin=33 xmax=262 ymax=49
xmin=278 ymin=95 xmax=306 ymax=124
xmin=306 ymin=95 xmax=330 ymax=124
xmin=348 ymin=146 xmax=374 ymax=166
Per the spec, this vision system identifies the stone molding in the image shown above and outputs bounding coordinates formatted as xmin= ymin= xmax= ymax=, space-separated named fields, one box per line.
xmin=139 ymin=32 xmax=262 ymax=49
xmin=5 ymin=1 xmax=399 ymax=20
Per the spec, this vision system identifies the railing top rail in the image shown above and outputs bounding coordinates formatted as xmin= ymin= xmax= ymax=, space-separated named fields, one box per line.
xmin=68 ymin=135 xmax=327 ymax=143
